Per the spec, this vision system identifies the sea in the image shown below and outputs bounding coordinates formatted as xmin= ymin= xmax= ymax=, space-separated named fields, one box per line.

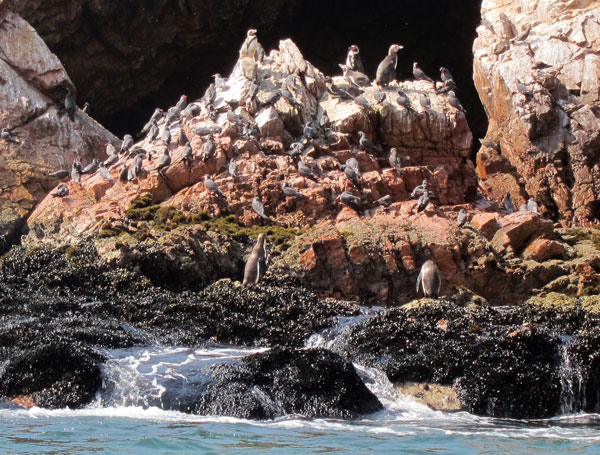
xmin=1 ymin=313 xmax=599 ymax=454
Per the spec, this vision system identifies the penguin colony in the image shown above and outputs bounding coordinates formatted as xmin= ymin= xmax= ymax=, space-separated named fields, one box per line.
xmin=36 ymin=29 xmax=542 ymax=292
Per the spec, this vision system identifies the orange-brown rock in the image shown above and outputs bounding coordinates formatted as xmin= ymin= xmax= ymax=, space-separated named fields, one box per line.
xmin=523 ymin=238 xmax=567 ymax=262
xmin=0 ymin=7 xmax=117 ymax=247
xmin=471 ymin=213 xmax=500 ymax=240
xmin=473 ymin=0 xmax=600 ymax=226
xmin=491 ymin=211 xmax=554 ymax=254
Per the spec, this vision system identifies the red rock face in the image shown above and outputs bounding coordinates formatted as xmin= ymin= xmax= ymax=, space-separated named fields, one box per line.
xmin=473 ymin=0 xmax=600 ymax=226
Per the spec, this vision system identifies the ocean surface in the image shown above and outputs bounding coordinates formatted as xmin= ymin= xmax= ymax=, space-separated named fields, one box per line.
xmin=1 ymin=345 xmax=599 ymax=455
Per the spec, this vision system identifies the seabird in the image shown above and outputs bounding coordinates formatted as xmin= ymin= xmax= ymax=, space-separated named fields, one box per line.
xmin=243 ymin=232 xmax=267 ymax=286
xmin=204 ymin=175 xmax=226 ymax=198
xmin=52 ymin=183 xmax=69 ymax=198
xmin=286 ymin=142 xmax=304 ymax=157
xmin=71 ymin=160 xmax=82 ymax=184
xmin=155 ymin=147 xmax=171 ymax=173
xmin=413 ymin=63 xmax=434 ymax=83
xmin=411 ymin=179 xmax=429 ymax=199
xmin=439 ymin=67 xmax=455 ymax=84
xmin=174 ymin=94 xmax=188 ymax=112
xmin=325 ymin=76 xmax=354 ymax=100
xmin=298 ymin=160 xmax=318 ymax=181
xmin=47 ymin=169 xmax=70 ymax=179
xmin=120 ymin=134 xmax=134 ymax=154
xmin=81 ymin=158 xmax=99 ymax=175
xmin=376 ymin=194 xmax=392 ymax=207
xmin=419 ymin=93 xmax=432 ymax=112
xmin=119 ymin=164 xmax=129 ymax=182
xmin=417 ymin=190 xmax=431 ymax=212
xmin=65 ymin=86 xmax=76 ymax=121
xmin=339 ymin=64 xmax=371 ymax=87
xmin=182 ymin=142 xmax=193 ymax=166
xmin=527 ymin=197 xmax=539 ymax=214
xmin=358 ymin=131 xmax=382 ymax=154
xmin=252 ymin=196 xmax=268 ymax=219
xmin=389 ymin=148 xmax=402 ymax=175
xmin=396 ymin=89 xmax=413 ymax=111
xmin=447 ymin=91 xmax=466 ymax=113
xmin=375 ymin=44 xmax=403 ymax=87
xmin=228 ymin=158 xmax=238 ymax=177
xmin=282 ymin=182 xmax=307 ymax=199
xmin=98 ymin=162 xmax=113 ymax=180
xmin=338 ymin=191 xmax=362 ymax=213
xmin=202 ymin=136 xmax=217 ymax=162
xmin=240 ymin=29 xmax=259 ymax=61
xmin=132 ymin=153 xmax=144 ymax=178
xmin=344 ymin=164 xmax=362 ymax=190
xmin=346 ymin=44 xmax=365 ymax=73
xmin=416 ymin=260 xmax=441 ymax=298
xmin=457 ymin=208 xmax=468 ymax=226
xmin=502 ymin=192 xmax=515 ymax=213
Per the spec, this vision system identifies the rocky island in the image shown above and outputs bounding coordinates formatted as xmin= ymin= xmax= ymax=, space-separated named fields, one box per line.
xmin=1 ymin=0 xmax=599 ymax=421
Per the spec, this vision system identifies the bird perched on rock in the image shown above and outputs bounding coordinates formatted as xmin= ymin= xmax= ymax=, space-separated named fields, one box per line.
xmin=81 ymin=158 xmax=99 ymax=175
xmin=155 ymin=147 xmax=171 ymax=174
xmin=193 ymin=125 xmax=221 ymax=136
xmin=447 ymin=91 xmax=466 ymax=113
xmin=71 ymin=160 xmax=82 ymax=184
xmin=527 ymin=197 xmax=539 ymax=214
xmin=174 ymin=94 xmax=188 ymax=113
xmin=419 ymin=93 xmax=432 ymax=112
xmin=139 ymin=110 xmax=162 ymax=137
xmin=502 ymin=192 xmax=515 ymax=213
xmin=65 ymin=86 xmax=76 ymax=121
xmin=178 ymin=129 xmax=189 ymax=146
xmin=389 ymin=148 xmax=403 ymax=175
xmin=212 ymin=73 xmax=228 ymax=89
xmin=375 ymin=44 xmax=404 ymax=87
xmin=346 ymin=44 xmax=364 ymax=73
xmin=82 ymin=102 xmax=91 ymax=114
xmin=240 ymin=29 xmax=260 ymax=61
xmin=338 ymin=191 xmax=362 ymax=213
xmin=416 ymin=260 xmax=441 ymax=298
xmin=160 ymin=126 xmax=171 ymax=145
xmin=106 ymin=142 xmax=117 ymax=157
xmin=147 ymin=122 xmax=159 ymax=142
xmin=286 ymin=142 xmax=304 ymax=157
xmin=47 ymin=169 xmax=69 ymax=179
xmin=120 ymin=134 xmax=134 ymax=154
xmin=204 ymin=175 xmax=226 ymax=198
xmin=202 ymin=136 xmax=217 ymax=162
xmin=439 ymin=66 xmax=455 ymax=84
xmin=282 ymin=182 xmax=307 ymax=199
xmin=298 ymin=160 xmax=318 ymax=181
xmin=396 ymin=89 xmax=413 ymax=111
xmin=411 ymin=179 xmax=429 ymax=199
xmin=417 ymin=190 xmax=431 ymax=212
xmin=344 ymin=164 xmax=362 ymax=190
xmin=252 ymin=196 xmax=269 ymax=219
xmin=1 ymin=128 xmax=16 ymax=143
xmin=52 ymin=183 xmax=69 ymax=198
xmin=345 ymin=157 xmax=360 ymax=175
xmin=339 ymin=64 xmax=371 ymax=87
xmin=358 ymin=131 xmax=382 ymax=154
xmin=413 ymin=63 xmax=434 ymax=84
xmin=243 ymin=232 xmax=267 ymax=286
xmin=457 ymin=208 xmax=468 ymax=227
xmin=181 ymin=142 xmax=193 ymax=166
xmin=98 ymin=162 xmax=112 ymax=181
xmin=132 ymin=153 xmax=144 ymax=178
xmin=373 ymin=90 xmax=387 ymax=104
xmin=376 ymin=194 xmax=392 ymax=207
xmin=119 ymin=164 xmax=129 ymax=182
xmin=325 ymin=76 xmax=354 ymax=100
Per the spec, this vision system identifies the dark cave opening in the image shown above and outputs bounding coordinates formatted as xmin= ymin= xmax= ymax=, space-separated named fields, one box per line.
xmin=51 ymin=0 xmax=487 ymax=155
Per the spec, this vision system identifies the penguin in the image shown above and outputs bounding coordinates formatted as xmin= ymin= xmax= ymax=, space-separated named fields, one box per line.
xmin=243 ymin=232 xmax=267 ymax=286
xmin=457 ymin=208 xmax=468 ymax=227
xmin=282 ymin=182 xmax=307 ymax=199
xmin=65 ymin=86 xmax=76 ymax=121
xmin=338 ymin=191 xmax=362 ymax=213
xmin=81 ymin=158 xmax=99 ymax=175
xmin=416 ymin=260 xmax=441 ymax=298
xmin=396 ymin=89 xmax=413 ymax=111
xmin=252 ymin=196 xmax=269 ymax=219
xmin=413 ymin=63 xmax=434 ymax=84
xmin=202 ymin=136 xmax=216 ymax=162
xmin=52 ymin=183 xmax=69 ymax=198
xmin=204 ymin=175 xmax=226 ymax=198
xmin=502 ymin=192 xmax=515 ymax=213
xmin=389 ymin=148 xmax=402 ymax=175
xmin=120 ymin=134 xmax=134 ymax=154
xmin=339 ymin=64 xmax=371 ymax=87
xmin=375 ymin=44 xmax=404 ymax=87
xmin=447 ymin=91 xmax=466 ymax=113
xmin=240 ymin=29 xmax=259 ymax=61
xmin=298 ymin=160 xmax=318 ymax=182
xmin=346 ymin=44 xmax=365 ymax=73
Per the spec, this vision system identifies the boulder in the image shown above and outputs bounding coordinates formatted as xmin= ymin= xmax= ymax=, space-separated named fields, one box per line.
xmin=491 ymin=211 xmax=554 ymax=254
xmin=194 ymin=347 xmax=383 ymax=419
xmin=523 ymin=238 xmax=568 ymax=262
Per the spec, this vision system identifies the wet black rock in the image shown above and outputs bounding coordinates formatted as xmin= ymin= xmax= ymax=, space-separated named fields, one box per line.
xmin=0 ymin=342 xmax=102 ymax=409
xmin=194 ymin=347 xmax=383 ymax=419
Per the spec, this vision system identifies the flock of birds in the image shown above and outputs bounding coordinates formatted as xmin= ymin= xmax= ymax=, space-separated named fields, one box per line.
xmin=1 ymin=28 xmax=542 ymax=296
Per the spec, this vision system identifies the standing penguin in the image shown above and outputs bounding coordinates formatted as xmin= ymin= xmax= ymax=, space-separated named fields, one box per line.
xmin=416 ymin=259 xmax=441 ymax=298
xmin=346 ymin=44 xmax=365 ymax=73
xmin=375 ymin=44 xmax=404 ymax=87
xmin=240 ymin=29 xmax=259 ymax=61
xmin=243 ymin=233 xmax=267 ymax=285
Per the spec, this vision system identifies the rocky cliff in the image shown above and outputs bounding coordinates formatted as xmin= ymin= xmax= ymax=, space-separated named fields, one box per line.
xmin=474 ymin=0 xmax=600 ymax=225
xmin=0 ymin=5 xmax=117 ymax=251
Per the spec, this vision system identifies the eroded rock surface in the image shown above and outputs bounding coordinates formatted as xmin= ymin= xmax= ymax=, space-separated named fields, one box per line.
xmin=474 ymin=0 xmax=600 ymax=225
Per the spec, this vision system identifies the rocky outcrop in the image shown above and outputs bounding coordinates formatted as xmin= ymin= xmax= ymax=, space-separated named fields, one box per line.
xmin=194 ymin=348 xmax=383 ymax=419
xmin=0 ymin=7 xmax=117 ymax=251
xmin=474 ymin=0 xmax=600 ymax=225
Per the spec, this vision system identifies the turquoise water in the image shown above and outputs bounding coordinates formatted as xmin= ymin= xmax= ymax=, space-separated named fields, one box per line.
xmin=1 ymin=346 xmax=599 ymax=454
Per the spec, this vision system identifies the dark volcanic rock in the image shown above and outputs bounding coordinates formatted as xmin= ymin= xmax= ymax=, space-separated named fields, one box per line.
xmin=0 ymin=342 xmax=102 ymax=409
xmin=194 ymin=347 xmax=383 ymax=419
